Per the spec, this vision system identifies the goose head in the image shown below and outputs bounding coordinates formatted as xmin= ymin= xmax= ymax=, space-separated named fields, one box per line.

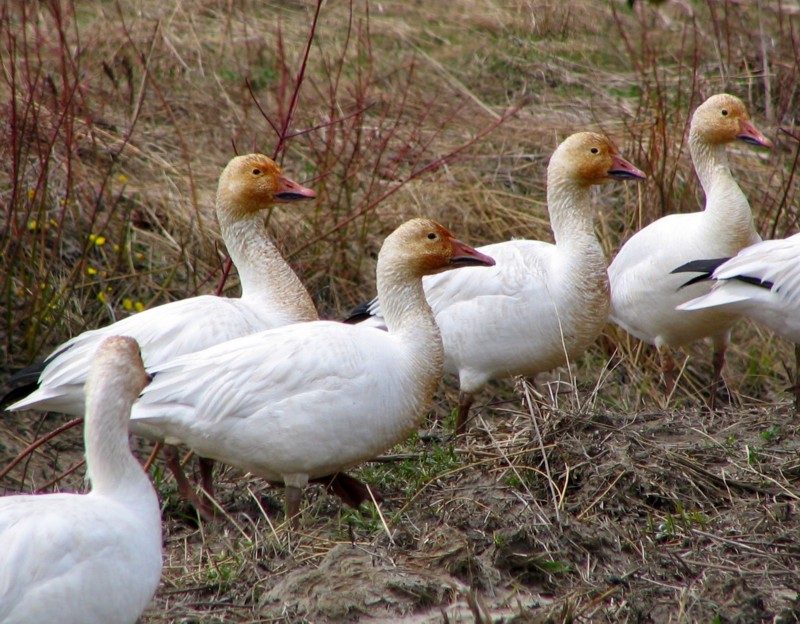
xmin=87 ymin=336 xmax=151 ymax=400
xmin=550 ymin=132 xmax=646 ymax=186
xmin=379 ymin=218 xmax=496 ymax=279
xmin=216 ymin=154 xmax=317 ymax=220
xmin=691 ymin=94 xmax=773 ymax=149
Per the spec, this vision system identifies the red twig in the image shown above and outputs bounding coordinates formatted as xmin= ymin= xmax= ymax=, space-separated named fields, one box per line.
xmin=273 ymin=0 xmax=324 ymax=159
xmin=36 ymin=458 xmax=86 ymax=493
xmin=143 ymin=441 xmax=162 ymax=472
xmin=0 ymin=417 xmax=84 ymax=481
xmin=780 ymin=127 xmax=800 ymax=143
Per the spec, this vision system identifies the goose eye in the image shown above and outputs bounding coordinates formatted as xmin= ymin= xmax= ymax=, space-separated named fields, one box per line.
xmin=590 ymin=147 xmax=599 ymax=154
xmin=427 ymin=232 xmax=437 ymax=240
xmin=721 ymin=109 xmax=728 ymax=116
xmin=252 ymin=168 xmax=261 ymax=175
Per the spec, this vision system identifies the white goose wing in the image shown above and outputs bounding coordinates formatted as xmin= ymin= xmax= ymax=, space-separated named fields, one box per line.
xmin=423 ymin=240 xmax=545 ymax=310
xmin=710 ymin=233 xmax=800 ymax=307
xmin=608 ymin=213 xmax=711 ymax=311
xmin=131 ymin=321 xmax=418 ymax=481
xmin=361 ymin=240 xmax=548 ymax=325
xmin=432 ymin=239 xmax=610 ymax=386
xmin=10 ymin=294 xmax=300 ymax=414
xmin=677 ymin=234 xmax=800 ymax=341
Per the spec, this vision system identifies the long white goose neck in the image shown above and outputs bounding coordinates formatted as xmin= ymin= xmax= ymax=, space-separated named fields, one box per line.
xmin=376 ymin=254 xmax=444 ymax=403
xmin=545 ymin=169 xmax=610 ymax=330
xmin=217 ymin=206 xmax=317 ymax=322
xmin=546 ymin=170 xmax=604 ymax=259
xmin=84 ymin=371 xmax=151 ymax=499
xmin=689 ymin=129 xmax=757 ymax=247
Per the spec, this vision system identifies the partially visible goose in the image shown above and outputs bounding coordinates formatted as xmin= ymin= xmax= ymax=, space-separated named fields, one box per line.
xmin=607 ymin=93 xmax=772 ymax=405
xmin=130 ymin=219 xmax=495 ymax=522
xmin=3 ymin=154 xmax=316 ymax=511
xmin=348 ymin=133 xmax=645 ymax=434
xmin=673 ymin=233 xmax=800 ymax=409
xmin=0 ymin=336 xmax=162 ymax=624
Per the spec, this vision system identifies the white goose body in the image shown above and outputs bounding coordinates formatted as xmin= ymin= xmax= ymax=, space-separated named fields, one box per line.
xmin=4 ymin=154 xmax=317 ymax=416
xmin=677 ymin=233 xmax=800 ymax=344
xmin=130 ymin=219 xmax=494 ymax=518
xmin=428 ymin=235 xmax=611 ymax=392
xmin=0 ymin=336 xmax=161 ymax=624
xmin=355 ymin=133 xmax=644 ymax=431
xmin=133 ymin=320 xmax=431 ymax=481
xmin=609 ymin=211 xmax=760 ymax=348
xmin=607 ymin=94 xmax=771 ymax=399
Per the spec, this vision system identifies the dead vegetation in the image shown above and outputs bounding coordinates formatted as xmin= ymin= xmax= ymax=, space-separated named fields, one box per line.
xmin=1 ymin=0 xmax=799 ymax=622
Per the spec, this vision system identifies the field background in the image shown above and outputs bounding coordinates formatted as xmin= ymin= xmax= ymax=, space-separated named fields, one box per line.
xmin=1 ymin=1 xmax=800 ymax=622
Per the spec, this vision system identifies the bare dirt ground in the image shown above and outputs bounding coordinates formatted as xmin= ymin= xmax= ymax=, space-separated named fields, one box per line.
xmin=152 ymin=388 xmax=800 ymax=623
xmin=4 ymin=377 xmax=799 ymax=623
xmin=2 ymin=0 xmax=799 ymax=622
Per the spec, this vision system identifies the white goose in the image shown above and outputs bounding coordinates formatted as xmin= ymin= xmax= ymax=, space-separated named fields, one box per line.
xmin=129 ymin=218 xmax=495 ymax=522
xmin=349 ymin=133 xmax=644 ymax=433
xmin=0 ymin=336 xmax=162 ymax=624
xmin=674 ymin=233 xmax=800 ymax=409
xmin=3 ymin=154 xmax=316 ymax=510
xmin=607 ymin=93 xmax=772 ymax=405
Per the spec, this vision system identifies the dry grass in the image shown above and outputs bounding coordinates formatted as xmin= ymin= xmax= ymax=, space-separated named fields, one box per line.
xmin=1 ymin=0 xmax=800 ymax=622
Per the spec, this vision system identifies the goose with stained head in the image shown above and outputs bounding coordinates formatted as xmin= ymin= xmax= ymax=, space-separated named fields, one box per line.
xmin=348 ymin=132 xmax=645 ymax=434
xmin=607 ymin=93 xmax=772 ymax=406
xmin=130 ymin=218 xmax=495 ymax=523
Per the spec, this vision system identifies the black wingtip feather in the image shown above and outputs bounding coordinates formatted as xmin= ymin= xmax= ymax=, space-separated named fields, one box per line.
xmin=732 ymin=275 xmax=775 ymax=290
xmin=671 ymin=257 xmax=730 ymax=276
xmin=1 ymin=360 xmax=46 ymax=409
xmin=671 ymin=257 xmax=730 ymax=289
xmin=678 ymin=273 xmax=712 ymax=289
xmin=1 ymin=344 xmax=74 ymax=409
xmin=670 ymin=257 xmax=775 ymax=291
xmin=343 ymin=300 xmax=373 ymax=325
